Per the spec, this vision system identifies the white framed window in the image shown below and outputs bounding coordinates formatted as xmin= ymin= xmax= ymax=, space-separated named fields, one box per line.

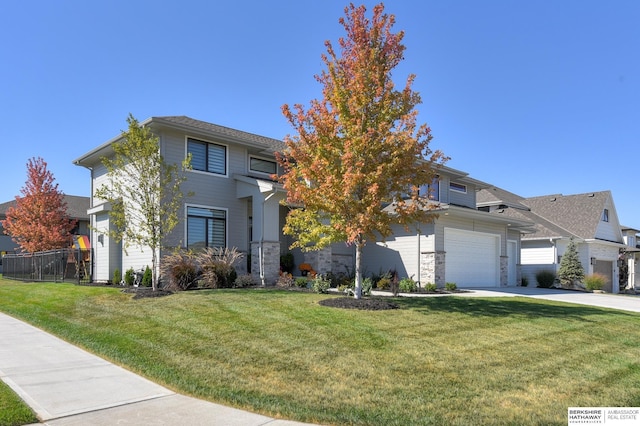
xmin=450 ymin=182 xmax=467 ymax=193
xmin=249 ymin=156 xmax=277 ymax=175
xmin=602 ymin=209 xmax=609 ymax=222
xmin=186 ymin=206 xmax=227 ymax=249
xmin=187 ymin=137 xmax=227 ymax=175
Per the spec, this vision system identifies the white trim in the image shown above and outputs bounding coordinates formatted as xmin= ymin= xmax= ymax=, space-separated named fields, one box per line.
xmin=248 ymin=155 xmax=277 ymax=176
xmin=449 ymin=181 xmax=467 ymax=193
xmin=184 ymin=135 xmax=229 ymax=178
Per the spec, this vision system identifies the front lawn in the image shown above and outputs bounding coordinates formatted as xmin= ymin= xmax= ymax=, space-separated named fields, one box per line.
xmin=0 ymin=279 xmax=639 ymax=425
xmin=0 ymin=379 xmax=38 ymax=426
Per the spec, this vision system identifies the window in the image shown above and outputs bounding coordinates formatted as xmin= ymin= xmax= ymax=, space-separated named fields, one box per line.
xmin=419 ymin=177 xmax=440 ymax=201
xmin=187 ymin=206 xmax=226 ymax=249
xmin=602 ymin=209 xmax=609 ymax=222
xmin=249 ymin=157 xmax=277 ymax=175
xmin=450 ymin=182 xmax=467 ymax=193
xmin=187 ymin=138 xmax=226 ymax=175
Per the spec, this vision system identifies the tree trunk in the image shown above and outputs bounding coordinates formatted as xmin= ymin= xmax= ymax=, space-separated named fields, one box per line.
xmin=353 ymin=242 xmax=363 ymax=299
xmin=151 ymin=249 xmax=158 ymax=291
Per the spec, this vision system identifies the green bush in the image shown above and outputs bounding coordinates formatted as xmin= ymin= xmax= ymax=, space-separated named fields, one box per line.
xmin=312 ymin=275 xmax=331 ymax=294
xmin=295 ymin=277 xmax=309 ymax=288
xmin=399 ymin=277 xmax=417 ymax=293
xmin=584 ymin=273 xmax=607 ymax=291
xmin=233 ymin=274 xmax=255 ymax=288
xmin=521 ymin=276 xmax=529 ymax=287
xmin=445 ymin=282 xmax=457 ymax=291
xmin=425 ymin=283 xmax=437 ymax=292
xmin=142 ymin=266 xmax=152 ymax=287
xmin=124 ymin=268 xmax=135 ymax=286
xmin=362 ymin=277 xmax=373 ymax=296
xmin=280 ymin=252 xmax=294 ymax=274
xmin=112 ymin=268 xmax=121 ymax=285
xmin=536 ymin=270 xmax=556 ymax=288
xmin=376 ymin=277 xmax=390 ymax=290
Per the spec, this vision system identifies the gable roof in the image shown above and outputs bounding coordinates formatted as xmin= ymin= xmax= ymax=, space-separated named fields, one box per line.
xmin=0 ymin=195 xmax=90 ymax=220
xmin=73 ymin=115 xmax=285 ymax=168
xmin=478 ymin=188 xmax=623 ymax=242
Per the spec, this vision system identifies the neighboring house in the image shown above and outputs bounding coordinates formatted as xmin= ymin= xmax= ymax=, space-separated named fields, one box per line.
xmin=360 ymin=166 xmax=534 ymax=288
xmin=74 ymin=115 xmax=532 ymax=288
xmin=477 ymin=187 xmax=629 ymax=292
xmin=0 ymin=195 xmax=90 ymax=273
xmin=621 ymin=226 xmax=640 ymax=291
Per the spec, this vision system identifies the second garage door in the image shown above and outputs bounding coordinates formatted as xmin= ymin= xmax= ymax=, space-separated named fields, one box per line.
xmin=444 ymin=228 xmax=500 ymax=287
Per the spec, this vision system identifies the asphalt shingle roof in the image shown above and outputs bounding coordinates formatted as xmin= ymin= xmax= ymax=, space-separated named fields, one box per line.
xmin=0 ymin=195 xmax=89 ymax=220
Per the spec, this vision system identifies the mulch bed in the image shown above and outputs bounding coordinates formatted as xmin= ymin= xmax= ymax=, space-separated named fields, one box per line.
xmin=318 ymin=297 xmax=399 ymax=310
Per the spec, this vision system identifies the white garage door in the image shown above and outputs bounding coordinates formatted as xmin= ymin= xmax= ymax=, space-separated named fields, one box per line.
xmin=444 ymin=228 xmax=500 ymax=287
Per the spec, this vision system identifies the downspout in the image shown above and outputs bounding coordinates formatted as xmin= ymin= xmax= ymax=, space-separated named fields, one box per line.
xmin=260 ymin=188 xmax=277 ymax=286
xmin=416 ymin=227 xmax=421 ymax=289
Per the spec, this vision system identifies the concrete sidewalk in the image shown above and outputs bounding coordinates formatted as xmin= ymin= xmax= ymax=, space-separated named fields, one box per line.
xmin=0 ymin=312 xmax=317 ymax=426
xmin=457 ymin=287 xmax=640 ymax=313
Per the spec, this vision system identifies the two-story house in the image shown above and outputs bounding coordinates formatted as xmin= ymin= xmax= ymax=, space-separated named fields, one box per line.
xmin=478 ymin=186 xmax=629 ymax=292
xmin=74 ymin=116 xmax=293 ymax=285
xmin=74 ymin=116 xmax=532 ymax=288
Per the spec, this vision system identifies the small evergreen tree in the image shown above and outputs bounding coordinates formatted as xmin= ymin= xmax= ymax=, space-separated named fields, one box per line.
xmin=558 ymin=238 xmax=585 ymax=287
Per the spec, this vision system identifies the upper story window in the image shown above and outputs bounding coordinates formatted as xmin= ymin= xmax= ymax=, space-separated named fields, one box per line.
xmin=629 ymin=235 xmax=636 ymax=247
xmin=187 ymin=138 xmax=227 ymax=175
xmin=450 ymin=182 xmax=467 ymax=193
xmin=419 ymin=177 xmax=439 ymax=201
xmin=602 ymin=208 xmax=609 ymax=222
xmin=249 ymin=156 xmax=277 ymax=175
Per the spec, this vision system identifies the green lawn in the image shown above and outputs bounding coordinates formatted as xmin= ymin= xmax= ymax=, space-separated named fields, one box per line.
xmin=0 ymin=279 xmax=639 ymax=425
xmin=0 ymin=379 xmax=38 ymax=426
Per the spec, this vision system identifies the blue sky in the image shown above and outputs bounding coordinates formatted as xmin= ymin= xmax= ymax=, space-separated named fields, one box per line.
xmin=1 ymin=1 xmax=638 ymax=226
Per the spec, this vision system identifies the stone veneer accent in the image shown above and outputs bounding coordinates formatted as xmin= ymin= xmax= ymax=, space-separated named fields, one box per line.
xmin=304 ymin=247 xmax=332 ymax=275
xmin=251 ymin=241 xmax=280 ymax=285
xmin=500 ymin=256 xmax=508 ymax=286
xmin=420 ymin=251 xmax=446 ymax=286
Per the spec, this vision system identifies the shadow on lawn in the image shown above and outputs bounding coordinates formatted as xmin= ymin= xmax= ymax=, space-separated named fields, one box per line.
xmin=394 ymin=296 xmax=635 ymax=321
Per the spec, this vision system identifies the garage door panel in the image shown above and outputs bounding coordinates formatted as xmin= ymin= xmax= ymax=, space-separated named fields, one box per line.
xmin=444 ymin=228 xmax=499 ymax=287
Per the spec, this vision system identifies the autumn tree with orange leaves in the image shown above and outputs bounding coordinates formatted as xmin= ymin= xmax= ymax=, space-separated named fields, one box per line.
xmin=2 ymin=157 xmax=77 ymax=253
xmin=278 ymin=3 xmax=447 ymax=298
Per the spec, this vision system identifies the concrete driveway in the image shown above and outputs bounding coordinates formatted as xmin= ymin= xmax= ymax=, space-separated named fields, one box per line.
xmin=458 ymin=286 xmax=640 ymax=313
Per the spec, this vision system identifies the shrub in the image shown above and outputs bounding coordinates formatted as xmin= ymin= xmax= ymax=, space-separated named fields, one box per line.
xmin=377 ymin=277 xmax=390 ymax=290
xmin=312 ymin=274 xmax=331 ymax=294
xmin=362 ymin=277 xmax=373 ymax=296
xmin=161 ymin=250 xmax=199 ymax=291
xmin=280 ymin=252 xmax=294 ymax=274
xmin=124 ymin=268 xmax=135 ymax=286
xmin=276 ymin=273 xmax=294 ymax=287
xmin=536 ymin=270 xmax=556 ymax=288
xmin=557 ymin=238 xmax=585 ymax=287
xmin=425 ymin=283 xmax=437 ymax=292
xmin=295 ymin=277 xmax=309 ymax=288
xmin=445 ymin=282 xmax=457 ymax=291
xmin=399 ymin=277 xmax=417 ymax=293
xmin=584 ymin=273 xmax=607 ymax=291
xmin=142 ymin=266 xmax=152 ymax=287
xmin=112 ymin=268 xmax=121 ymax=285
xmin=233 ymin=274 xmax=255 ymax=288
xmin=198 ymin=247 xmax=242 ymax=288
xmin=521 ymin=276 xmax=529 ymax=287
